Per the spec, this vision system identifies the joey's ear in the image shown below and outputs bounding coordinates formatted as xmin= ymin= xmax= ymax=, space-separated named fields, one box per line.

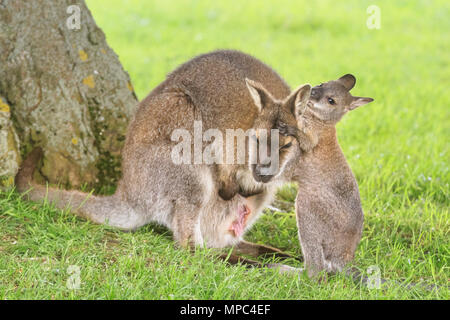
xmin=349 ymin=96 xmax=374 ymax=110
xmin=338 ymin=74 xmax=356 ymax=91
xmin=285 ymin=84 xmax=311 ymax=117
xmin=245 ymin=78 xmax=273 ymax=112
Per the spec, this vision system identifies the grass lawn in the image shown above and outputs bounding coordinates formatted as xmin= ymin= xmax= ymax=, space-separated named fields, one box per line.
xmin=0 ymin=0 xmax=448 ymax=299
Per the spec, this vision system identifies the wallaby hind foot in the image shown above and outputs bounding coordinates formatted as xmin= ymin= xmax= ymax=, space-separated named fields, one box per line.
xmin=218 ymin=252 xmax=303 ymax=275
xmin=234 ymin=240 xmax=302 ymax=262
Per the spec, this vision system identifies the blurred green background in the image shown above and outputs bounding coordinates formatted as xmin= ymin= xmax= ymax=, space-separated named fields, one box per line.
xmin=0 ymin=0 xmax=448 ymax=299
xmin=86 ymin=0 xmax=449 ymax=207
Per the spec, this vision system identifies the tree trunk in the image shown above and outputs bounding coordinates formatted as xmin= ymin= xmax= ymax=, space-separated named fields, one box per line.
xmin=0 ymin=0 xmax=138 ymax=191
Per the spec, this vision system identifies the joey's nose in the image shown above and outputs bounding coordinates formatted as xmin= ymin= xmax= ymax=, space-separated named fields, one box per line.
xmin=310 ymin=88 xmax=322 ymax=101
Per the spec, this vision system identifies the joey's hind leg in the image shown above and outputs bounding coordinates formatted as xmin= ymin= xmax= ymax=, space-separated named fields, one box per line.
xmin=297 ymin=233 xmax=326 ymax=278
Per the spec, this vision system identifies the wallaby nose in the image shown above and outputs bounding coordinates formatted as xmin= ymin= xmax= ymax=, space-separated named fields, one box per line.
xmin=252 ymin=164 xmax=274 ymax=183
xmin=310 ymin=88 xmax=321 ymax=101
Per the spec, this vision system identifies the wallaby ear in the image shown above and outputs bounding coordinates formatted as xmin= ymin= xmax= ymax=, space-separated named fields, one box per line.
xmin=285 ymin=84 xmax=311 ymax=117
xmin=338 ymin=74 xmax=356 ymax=91
xmin=349 ymin=96 xmax=374 ymax=110
xmin=245 ymin=78 xmax=273 ymax=112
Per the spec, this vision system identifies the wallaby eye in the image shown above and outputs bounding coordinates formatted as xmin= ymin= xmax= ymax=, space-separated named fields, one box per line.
xmin=328 ymin=97 xmax=336 ymax=105
xmin=280 ymin=142 xmax=292 ymax=150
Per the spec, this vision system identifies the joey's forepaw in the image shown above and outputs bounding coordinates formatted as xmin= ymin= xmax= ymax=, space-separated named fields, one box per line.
xmin=277 ymin=122 xmax=298 ymax=137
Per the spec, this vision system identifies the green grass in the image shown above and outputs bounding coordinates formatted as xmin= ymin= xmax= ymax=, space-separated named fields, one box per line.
xmin=1 ymin=0 xmax=449 ymax=299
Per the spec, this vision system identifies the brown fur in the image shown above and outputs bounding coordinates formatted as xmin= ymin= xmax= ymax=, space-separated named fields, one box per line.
xmin=225 ymin=74 xmax=373 ymax=276
xmin=15 ymin=50 xmax=307 ymax=254
xmin=286 ymin=74 xmax=373 ymax=276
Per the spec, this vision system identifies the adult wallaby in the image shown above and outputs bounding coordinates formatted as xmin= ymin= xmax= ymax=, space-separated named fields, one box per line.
xmin=15 ymin=50 xmax=310 ymax=259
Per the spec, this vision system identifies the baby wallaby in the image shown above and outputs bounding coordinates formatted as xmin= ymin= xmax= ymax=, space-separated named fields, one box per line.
xmin=290 ymin=78 xmax=442 ymax=290
xmin=290 ymin=74 xmax=373 ymax=277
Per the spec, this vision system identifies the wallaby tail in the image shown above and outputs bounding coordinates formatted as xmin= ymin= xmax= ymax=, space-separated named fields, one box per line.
xmin=15 ymin=147 xmax=144 ymax=231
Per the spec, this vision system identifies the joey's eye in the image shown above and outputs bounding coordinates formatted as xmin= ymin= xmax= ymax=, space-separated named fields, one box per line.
xmin=280 ymin=142 xmax=292 ymax=150
xmin=328 ymin=98 xmax=336 ymax=105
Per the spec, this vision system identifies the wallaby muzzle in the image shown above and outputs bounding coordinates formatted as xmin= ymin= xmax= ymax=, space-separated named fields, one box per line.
xmin=310 ymin=86 xmax=322 ymax=101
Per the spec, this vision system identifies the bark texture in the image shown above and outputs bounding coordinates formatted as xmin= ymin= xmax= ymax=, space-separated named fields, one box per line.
xmin=0 ymin=0 xmax=138 ymax=190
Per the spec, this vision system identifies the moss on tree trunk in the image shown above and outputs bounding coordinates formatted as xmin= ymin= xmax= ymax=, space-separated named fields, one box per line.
xmin=0 ymin=0 xmax=138 ymax=191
